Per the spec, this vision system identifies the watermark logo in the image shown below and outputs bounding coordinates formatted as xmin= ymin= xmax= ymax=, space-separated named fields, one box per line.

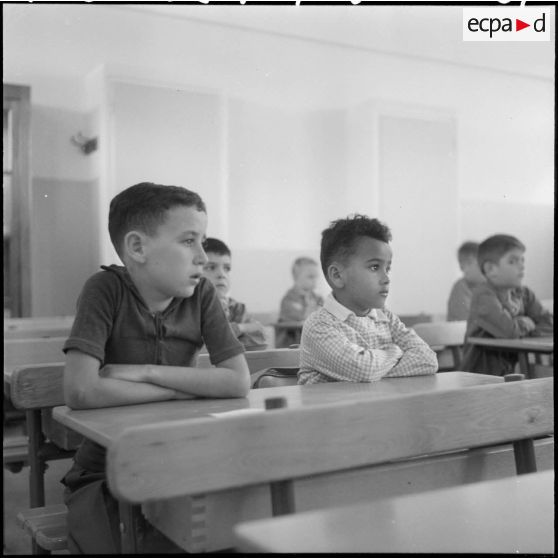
xmin=463 ymin=8 xmax=551 ymax=41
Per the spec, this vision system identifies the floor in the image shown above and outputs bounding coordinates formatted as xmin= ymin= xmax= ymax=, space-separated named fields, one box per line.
xmin=3 ymin=421 xmax=70 ymax=555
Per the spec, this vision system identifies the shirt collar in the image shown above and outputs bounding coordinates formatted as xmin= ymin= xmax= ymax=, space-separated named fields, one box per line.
xmin=323 ymin=292 xmax=389 ymax=322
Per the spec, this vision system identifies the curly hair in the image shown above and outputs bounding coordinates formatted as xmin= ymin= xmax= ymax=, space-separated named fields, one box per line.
xmin=320 ymin=214 xmax=392 ymax=281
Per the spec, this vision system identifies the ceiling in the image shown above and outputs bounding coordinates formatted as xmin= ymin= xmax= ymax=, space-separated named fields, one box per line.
xmin=126 ymin=4 xmax=555 ymax=80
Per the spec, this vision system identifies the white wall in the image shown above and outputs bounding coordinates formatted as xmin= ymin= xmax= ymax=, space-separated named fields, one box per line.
xmin=3 ymin=5 xmax=554 ymax=316
xmin=30 ymin=105 xmax=100 ymax=316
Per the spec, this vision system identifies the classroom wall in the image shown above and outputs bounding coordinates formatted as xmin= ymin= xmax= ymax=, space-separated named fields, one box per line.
xmin=30 ymin=105 xmax=100 ymax=316
xmin=4 ymin=5 xmax=553 ymax=317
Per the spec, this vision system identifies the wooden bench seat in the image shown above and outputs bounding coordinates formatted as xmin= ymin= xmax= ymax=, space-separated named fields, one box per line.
xmin=16 ymin=504 xmax=68 ymax=552
xmin=8 ymin=363 xmax=78 ymax=553
xmin=3 ymin=435 xmax=28 ymax=471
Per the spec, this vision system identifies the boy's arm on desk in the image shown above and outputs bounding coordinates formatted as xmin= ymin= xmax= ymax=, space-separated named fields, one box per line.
xmin=64 ymin=350 xmax=183 ymax=409
xmin=524 ymin=288 xmax=554 ymax=336
xmin=474 ymin=291 xmax=533 ymax=338
xmin=387 ymin=316 xmax=438 ymax=377
xmin=303 ymin=321 xmax=403 ymax=382
xmin=102 ymin=353 xmax=250 ymax=398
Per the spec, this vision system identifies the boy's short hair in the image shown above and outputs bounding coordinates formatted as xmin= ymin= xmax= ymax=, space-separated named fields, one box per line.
xmin=108 ymin=182 xmax=206 ymax=256
xmin=477 ymin=234 xmax=525 ymax=274
xmin=203 ymin=237 xmax=231 ymax=257
xmin=320 ymin=214 xmax=392 ymax=280
xmin=292 ymin=257 xmax=318 ymax=278
xmin=457 ymin=241 xmax=479 ymax=264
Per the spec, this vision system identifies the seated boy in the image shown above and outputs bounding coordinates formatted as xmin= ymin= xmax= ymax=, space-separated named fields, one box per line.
xmin=298 ymin=214 xmax=438 ymax=384
xmin=61 ymin=183 xmax=250 ymax=554
xmin=276 ymin=257 xmax=324 ymax=348
xmin=447 ymin=241 xmax=485 ymax=321
xmin=461 ymin=234 xmax=553 ymax=375
xmin=202 ymin=237 xmax=268 ymax=350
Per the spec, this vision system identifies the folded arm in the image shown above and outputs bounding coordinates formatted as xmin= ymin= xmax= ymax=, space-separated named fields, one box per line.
xmin=103 ymin=353 xmax=250 ymax=398
xmin=64 ymin=350 xmax=183 ymax=409
xmin=475 ymin=292 xmax=537 ymax=338
xmin=385 ymin=316 xmax=438 ymax=377
xmin=302 ymin=321 xmax=404 ymax=382
xmin=64 ymin=351 xmax=250 ymax=410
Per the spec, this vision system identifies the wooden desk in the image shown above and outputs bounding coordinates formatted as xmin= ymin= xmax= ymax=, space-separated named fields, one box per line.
xmin=52 ymin=373 xmax=554 ymax=552
xmin=234 ymin=470 xmax=554 ymax=553
xmin=53 ymin=372 xmax=501 ymax=447
xmin=468 ymin=336 xmax=553 ymax=377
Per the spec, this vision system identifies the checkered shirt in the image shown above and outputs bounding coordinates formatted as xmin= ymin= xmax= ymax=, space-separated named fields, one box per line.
xmin=298 ymin=293 xmax=438 ymax=384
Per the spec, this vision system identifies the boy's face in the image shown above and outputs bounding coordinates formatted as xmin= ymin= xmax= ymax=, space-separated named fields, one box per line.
xmin=486 ymin=247 xmax=525 ymax=289
xmin=335 ymin=236 xmax=392 ymax=316
xmin=295 ymin=264 xmax=319 ymax=292
xmin=141 ymin=205 xmax=208 ymax=303
xmin=461 ymin=257 xmax=484 ymax=285
xmin=202 ymin=253 xmax=232 ymax=298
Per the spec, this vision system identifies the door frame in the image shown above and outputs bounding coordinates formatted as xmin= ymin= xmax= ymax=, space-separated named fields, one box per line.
xmin=4 ymin=83 xmax=32 ymax=317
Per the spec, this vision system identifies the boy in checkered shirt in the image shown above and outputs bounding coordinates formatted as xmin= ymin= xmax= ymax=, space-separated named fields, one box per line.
xmin=298 ymin=214 xmax=438 ymax=384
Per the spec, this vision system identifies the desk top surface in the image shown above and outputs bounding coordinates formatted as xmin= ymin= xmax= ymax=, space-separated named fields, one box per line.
xmin=234 ymin=470 xmax=554 ymax=554
xmin=467 ymin=335 xmax=553 ymax=352
xmin=53 ymin=372 xmax=501 ymax=448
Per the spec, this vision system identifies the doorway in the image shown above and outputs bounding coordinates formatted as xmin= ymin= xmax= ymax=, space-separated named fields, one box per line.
xmin=4 ymin=83 xmax=32 ymax=317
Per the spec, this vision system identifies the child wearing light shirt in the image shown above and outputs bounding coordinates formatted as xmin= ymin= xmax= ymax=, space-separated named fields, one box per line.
xmin=298 ymin=214 xmax=438 ymax=384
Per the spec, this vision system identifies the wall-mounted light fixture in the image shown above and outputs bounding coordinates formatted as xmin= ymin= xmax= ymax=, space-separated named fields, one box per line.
xmin=70 ymin=132 xmax=98 ymax=155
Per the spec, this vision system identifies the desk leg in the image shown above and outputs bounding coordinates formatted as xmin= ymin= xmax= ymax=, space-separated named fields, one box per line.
xmin=270 ymin=480 xmax=296 ymax=516
xmin=518 ymin=353 xmax=531 ymax=378
xmin=513 ymin=439 xmax=537 ymax=475
xmin=118 ymin=502 xmax=143 ymax=554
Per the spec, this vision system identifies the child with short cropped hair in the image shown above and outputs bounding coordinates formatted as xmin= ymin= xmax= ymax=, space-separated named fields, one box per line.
xmin=276 ymin=257 xmax=324 ymax=348
xmin=298 ymin=214 xmax=438 ymax=384
xmin=61 ymin=182 xmax=250 ymax=553
xmin=447 ymin=241 xmax=485 ymax=321
xmin=461 ymin=233 xmax=553 ymax=375
xmin=202 ymin=237 xmax=268 ymax=350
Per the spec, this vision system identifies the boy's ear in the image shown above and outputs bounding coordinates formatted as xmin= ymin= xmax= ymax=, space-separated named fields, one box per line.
xmin=327 ymin=262 xmax=344 ymax=288
xmin=123 ymin=230 xmax=148 ymax=263
xmin=482 ymin=260 xmax=495 ymax=277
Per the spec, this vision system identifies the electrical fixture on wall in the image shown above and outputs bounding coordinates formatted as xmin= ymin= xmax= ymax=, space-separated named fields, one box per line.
xmin=70 ymin=132 xmax=98 ymax=155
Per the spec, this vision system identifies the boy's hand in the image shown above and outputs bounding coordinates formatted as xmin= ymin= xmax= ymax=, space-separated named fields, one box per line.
xmin=99 ymin=364 xmax=150 ymax=383
xmin=381 ymin=344 xmax=404 ymax=360
xmin=517 ymin=316 xmax=536 ymax=333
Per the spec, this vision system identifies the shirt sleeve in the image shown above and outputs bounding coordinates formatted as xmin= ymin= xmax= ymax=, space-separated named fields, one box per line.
xmin=300 ymin=314 xmax=404 ymax=383
xmin=200 ymin=282 xmax=245 ymax=365
xmin=63 ymin=272 xmax=118 ymax=364
xmin=385 ymin=313 xmax=438 ymax=377
xmin=472 ymin=288 xmax=533 ymax=338
xmin=522 ymin=287 xmax=553 ymax=336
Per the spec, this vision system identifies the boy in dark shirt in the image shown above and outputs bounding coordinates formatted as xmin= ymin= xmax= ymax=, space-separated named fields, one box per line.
xmin=61 ymin=182 xmax=249 ymax=553
xmin=461 ymin=234 xmax=553 ymax=375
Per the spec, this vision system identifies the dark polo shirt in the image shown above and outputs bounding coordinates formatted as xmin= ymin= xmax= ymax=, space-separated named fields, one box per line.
xmin=63 ymin=264 xmax=244 ymax=471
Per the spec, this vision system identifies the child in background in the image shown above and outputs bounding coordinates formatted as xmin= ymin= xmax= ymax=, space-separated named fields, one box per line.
xmin=61 ymin=183 xmax=249 ymax=553
xmin=447 ymin=241 xmax=485 ymax=321
xmin=461 ymin=234 xmax=553 ymax=375
xmin=298 ymin=214 xmax=438 ymax=384
xmin=276 ymin=257 xmax=324 ymax=348
xmin=202 ymin=237 xmax=268 ymax=350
